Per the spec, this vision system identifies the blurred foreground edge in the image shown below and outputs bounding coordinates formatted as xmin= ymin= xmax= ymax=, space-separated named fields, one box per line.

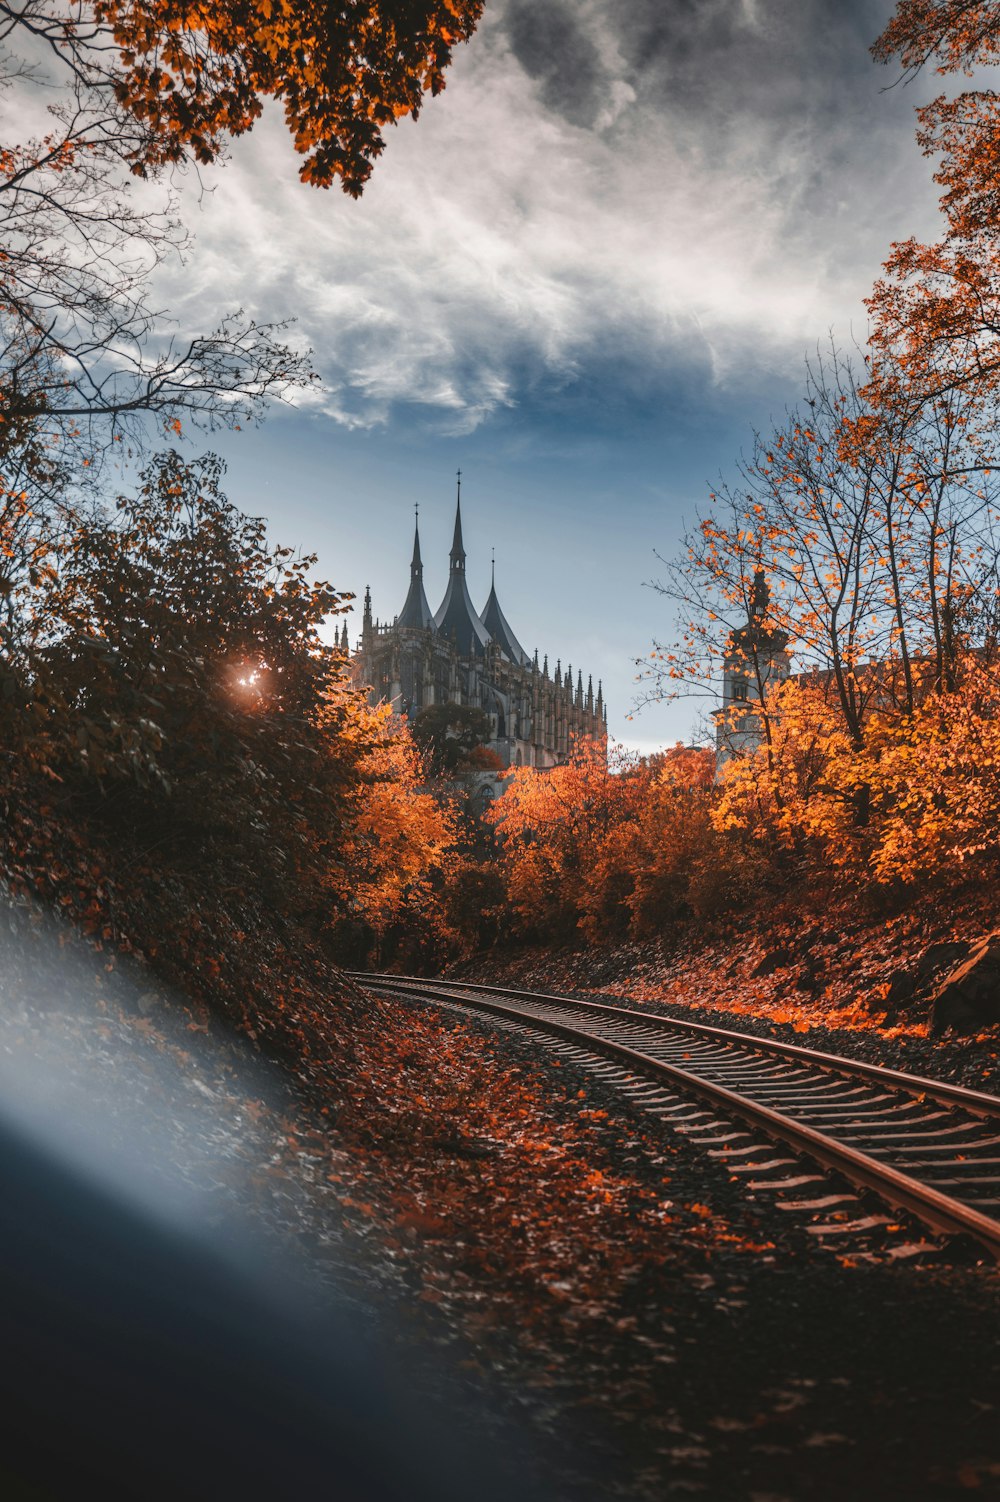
xmin=0 ymin=1111 xmax=536 ymax=1502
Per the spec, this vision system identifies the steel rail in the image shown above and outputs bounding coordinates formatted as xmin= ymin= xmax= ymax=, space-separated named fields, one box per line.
xmin=355 ymin=972 xmax=1000 ymax=1258
xmin=356 ymin=972 xmax=1000 ymax=1120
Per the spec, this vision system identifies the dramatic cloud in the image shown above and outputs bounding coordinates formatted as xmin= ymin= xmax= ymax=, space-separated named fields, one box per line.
xmin=153 ymin=0 xmax=938 ymax=435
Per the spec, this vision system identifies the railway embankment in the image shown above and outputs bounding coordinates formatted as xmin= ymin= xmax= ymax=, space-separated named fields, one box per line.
xmin=451 ymin=891 xmax=1000 ymax=1098
xmin=4 ymin=900 xmax=999 ymax=1500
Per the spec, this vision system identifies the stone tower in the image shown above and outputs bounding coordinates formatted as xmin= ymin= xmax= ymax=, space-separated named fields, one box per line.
xmin=713 ymin=568 xmax=791 ymax=776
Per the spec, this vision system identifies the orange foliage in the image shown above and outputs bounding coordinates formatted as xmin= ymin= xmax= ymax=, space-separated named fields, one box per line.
xmin=487 ymin=739 xmax=723 ymax=943
xmin=328 ymin=702 xmax=460 ymax=945
xmin=95 ymin=0 xmax=484 ymax=193
xmin=0 ymin=449 xmax=466 ymax=1022
xmin=715 ymin=658 xmax=1000 ymax=886
xmin=870 ymin=3 xmax=1000 ymax=405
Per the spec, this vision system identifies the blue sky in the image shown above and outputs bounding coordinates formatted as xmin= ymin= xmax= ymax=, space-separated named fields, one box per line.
xmin=152 ymin=0 xmax=943 ymax=753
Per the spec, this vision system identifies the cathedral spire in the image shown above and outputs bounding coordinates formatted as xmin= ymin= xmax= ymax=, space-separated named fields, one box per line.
xmin=449 ymin=470 xmax=466 ymax=573
xmin=433 ymin=472 xmax=490 ymax=656
xmin=479 ymin=547 xmax=530 ymax=666
xmin=397 ymin=504 xmax=434 ymax=631
xmin=410 ymin=504 xmax=423 ymax=580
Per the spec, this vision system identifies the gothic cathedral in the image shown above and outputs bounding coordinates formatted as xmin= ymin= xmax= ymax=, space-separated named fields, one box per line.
xmin=352 ymin=479 xmax=606 ymax=768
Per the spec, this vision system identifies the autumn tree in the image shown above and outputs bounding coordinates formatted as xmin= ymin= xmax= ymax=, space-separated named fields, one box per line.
xmin=328 ymin=702 xmax=462 ymax=968
xmin=0 ymin=0 xmax=483 ymax=471
xmin=410 ymin=702 xmax=494 ymax=778
xmin=714 ymin=659 xmax=1000 ymax=889
xmin=642 ymin=342 xmax=1000 ymax=755
xmin=869 ymin=2 xmax=1000 ymax=408
xmin=8 ymin=451 xmax=373 ymax=915
xmin=623 ymin=745 xmax=749 ymax=929
xmin=92 ymin=0 xmax=485 ymax=195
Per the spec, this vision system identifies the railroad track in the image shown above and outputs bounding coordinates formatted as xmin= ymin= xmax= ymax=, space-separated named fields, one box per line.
xmin=351 ymin=972 xmax=1000 ymax=1260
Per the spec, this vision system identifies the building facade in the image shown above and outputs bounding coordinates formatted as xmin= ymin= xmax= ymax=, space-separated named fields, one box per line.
xmin=352 ymin=484 xmax=606 ymax=768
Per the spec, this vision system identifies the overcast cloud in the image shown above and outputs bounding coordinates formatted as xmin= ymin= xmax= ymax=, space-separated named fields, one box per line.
xmin=126 ymin=0 xmax=954 ymax=750
xmin=153 ymin=0 xmax=939 ymax=437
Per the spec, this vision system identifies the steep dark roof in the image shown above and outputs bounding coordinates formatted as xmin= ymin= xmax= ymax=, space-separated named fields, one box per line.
xmin=432 ymin=492 xmax=490 ymax=656
xmin=396 ymin=517 xmax=434 ymax=630
xmin=480 ymin=574 xmax=530 ymax=665
xmin=433 ymin=574 xmax=491 ymax=656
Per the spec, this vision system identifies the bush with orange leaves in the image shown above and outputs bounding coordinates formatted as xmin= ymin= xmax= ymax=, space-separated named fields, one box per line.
xmin=627 ymin=744 xmax=766 ymax=930
xmin=486 ymin=739 xmax=728 ymax=945
xmin=327 ymin=702 xmax=464 ymax=969
xmin=715 ymin=660 xmax=1000 ymax=888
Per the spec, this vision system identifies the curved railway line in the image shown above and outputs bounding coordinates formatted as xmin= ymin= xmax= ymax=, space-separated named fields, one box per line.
xmin=353 ymin=972 xmax=1000 ymax=1260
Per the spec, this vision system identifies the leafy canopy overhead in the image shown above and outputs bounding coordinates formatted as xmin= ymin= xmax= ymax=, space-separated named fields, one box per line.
xmin=95 ymin=0 xmax=486 ymax=193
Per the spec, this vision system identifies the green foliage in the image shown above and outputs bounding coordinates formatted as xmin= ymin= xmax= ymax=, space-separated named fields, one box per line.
xmin=0 ymin=451 xmax=392 ymax=1030
xmin=411 ymin=702 xmax=493 ymax=776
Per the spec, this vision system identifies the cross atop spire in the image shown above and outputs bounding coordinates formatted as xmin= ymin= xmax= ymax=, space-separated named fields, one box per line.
xmin=410 ymin=507 xmax=423 ymax=580
xmin=450 ymin=470 xmax=466 ymax=573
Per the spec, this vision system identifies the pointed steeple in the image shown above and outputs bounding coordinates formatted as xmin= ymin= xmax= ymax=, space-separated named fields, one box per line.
xmin=362 ymin=586 xmax=373 ymax=645
xmin=397 ymin=505 xmax=434 ymax=630
xmin=432 ymin=473 xmax=490 ymax=657
xmin=411 ymin=509 xmax=423 ymax=577
xmin=554 ymin=659 xmax=562 ymax=688
xmin=479 ymin=549 xmax=530 ymax=666
xmin=543 ymin=654 xmax=549 ymax=679
xmin=586 ymin=674 xmax=594 ymax=711
xmin=449 ymin=470 xmax=466 ymax=573
xmin=576 ymin=670 xmax=584 ymax=708
xmin=596 ymin=678 xmax=603 ymax=710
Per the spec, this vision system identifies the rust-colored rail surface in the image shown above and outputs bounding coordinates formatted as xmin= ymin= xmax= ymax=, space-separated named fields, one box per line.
xmin=354 ymin=973 xmax=1000 ymax=1259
